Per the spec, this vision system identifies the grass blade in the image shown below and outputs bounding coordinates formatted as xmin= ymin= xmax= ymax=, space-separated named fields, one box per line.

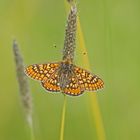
xmin=77 ymin=17 xmax=106 ymax=140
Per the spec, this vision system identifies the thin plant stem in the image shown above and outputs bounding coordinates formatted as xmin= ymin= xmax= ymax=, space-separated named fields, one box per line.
xmin=60 ymin=95 xmax=67 ymax=140
xmin=13 ymin=40 xmax=35 ymax=140
xmin=30 ymin=124 xmax=35 ymax=140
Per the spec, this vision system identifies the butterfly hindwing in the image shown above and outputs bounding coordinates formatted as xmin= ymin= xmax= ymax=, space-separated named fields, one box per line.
xmin=73 ymin=66 xmax=104 ymax=91
xmin=25 ymin=62 xmax=60 ymax=82
xmin=41 ymin=71 xmax=61 ymax=92
xmin=62 ymin=75 xmax=84 ymax=96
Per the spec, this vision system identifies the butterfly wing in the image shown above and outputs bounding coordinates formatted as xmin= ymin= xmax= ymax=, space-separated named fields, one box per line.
xmin=73 ymin=66 xmax=104 ymax=91
xmin=62 ymin=74 xmax=84 ymax=96
xmin=41 ymin=71 xmax=61 ymax=92
xmin=25 ymin=62 xmax=61 ymax=93
xmin=25 ymin=62 xmax=60 ymax=82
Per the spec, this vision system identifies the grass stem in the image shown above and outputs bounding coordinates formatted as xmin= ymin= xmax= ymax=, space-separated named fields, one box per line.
xmin=60 ymin=95 xmax=67 ymax=140
xmin=13 ymin=40 xmax=35 ymax=140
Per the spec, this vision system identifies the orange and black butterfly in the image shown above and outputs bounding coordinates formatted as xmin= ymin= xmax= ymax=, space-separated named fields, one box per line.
xmin=25 ymin=4 xmax=104 ymax=96
xmin=25 ymin=61 xmax=104 ymax=96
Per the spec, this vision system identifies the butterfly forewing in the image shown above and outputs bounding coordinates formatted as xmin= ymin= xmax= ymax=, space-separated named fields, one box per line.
xmin=74 ymin=66 xmax=104 ymax=91
xmin=25 ymin=62 xmax=60 ymax=82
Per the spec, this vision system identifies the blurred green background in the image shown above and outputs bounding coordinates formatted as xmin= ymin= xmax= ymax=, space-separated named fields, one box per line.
xmin=0 ymin=0 xmax=140 ymax=140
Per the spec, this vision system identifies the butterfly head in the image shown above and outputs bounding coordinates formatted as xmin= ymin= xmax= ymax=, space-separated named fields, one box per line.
xmin=60 ymin=61 xmax=73 ymax=72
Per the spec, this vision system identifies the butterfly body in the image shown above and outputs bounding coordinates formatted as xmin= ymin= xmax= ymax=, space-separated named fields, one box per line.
xmin=57 ymin=61 xmax=74 ymax=89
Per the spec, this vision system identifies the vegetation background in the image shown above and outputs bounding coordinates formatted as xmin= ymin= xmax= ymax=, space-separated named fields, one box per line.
xmin=0 ymin=0 xmax=140 ymax=140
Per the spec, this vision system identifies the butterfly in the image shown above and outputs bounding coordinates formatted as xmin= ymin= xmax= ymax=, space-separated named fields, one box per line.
xmin=25 ymin=61 xmax=104 ymax=96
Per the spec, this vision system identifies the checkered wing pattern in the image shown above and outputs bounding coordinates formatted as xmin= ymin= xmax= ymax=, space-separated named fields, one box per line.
xmin=25 ymin=62 xmax=60 ymax=82
xmin=25 ymin=62 xmax=61 ymax=92
xmin=62 ymin=75 xmax=84 ymax=96
xmin=41 ymin=71 xmax=61 ymax=92
xmin=74 ymin=66 xmax=104 ymax=91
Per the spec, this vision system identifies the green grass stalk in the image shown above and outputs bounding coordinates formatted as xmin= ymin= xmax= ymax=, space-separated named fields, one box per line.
xmin=60 ymin=95 xmax=67 ymax=140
